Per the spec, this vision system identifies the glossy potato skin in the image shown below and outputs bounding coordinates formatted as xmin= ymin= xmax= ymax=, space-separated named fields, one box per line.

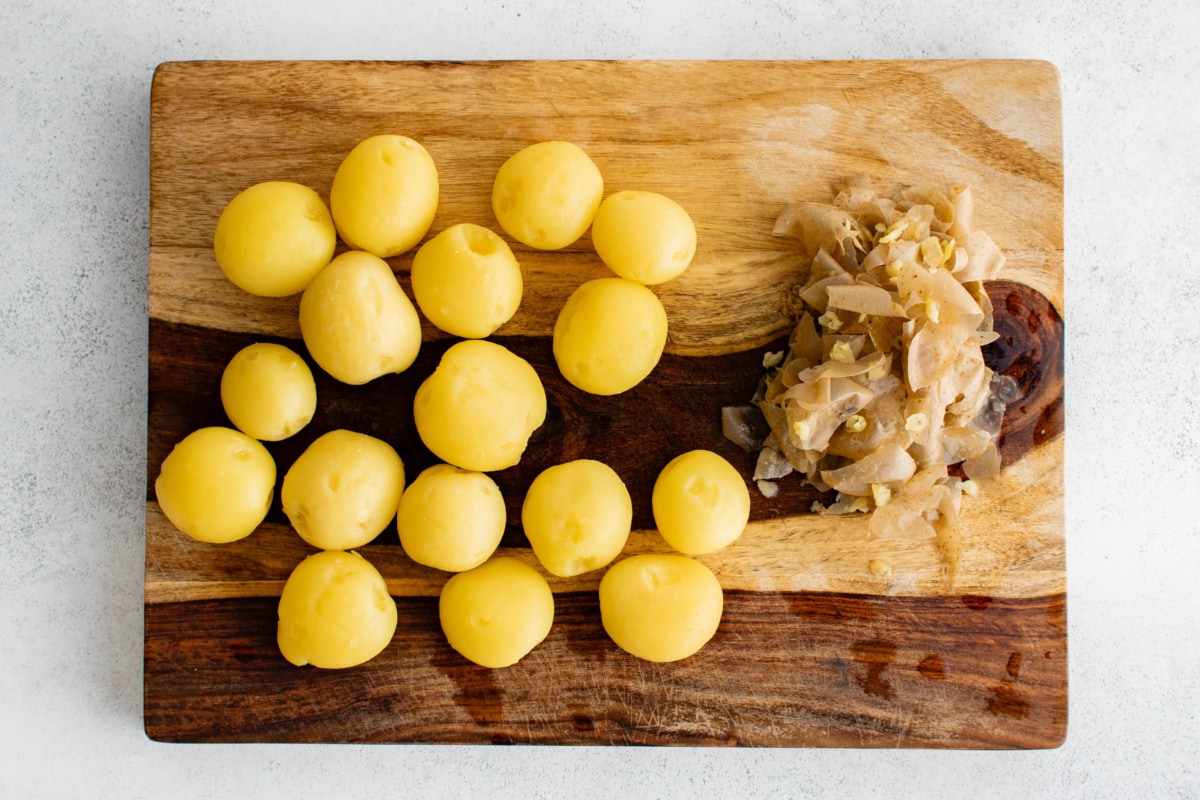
xmin=491 ymin=141 xmax=602 ymax=250
xmin=213 ymin=181 xmax=336 ymax=297
xmin=154 ymin=426 xmax=276 ymax=544
xmin=599 ymin=554 xmax=724 ymax=662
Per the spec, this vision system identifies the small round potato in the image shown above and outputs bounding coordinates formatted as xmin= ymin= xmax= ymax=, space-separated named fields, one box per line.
xmin=330 ymin=134 xmax=439 ymax=258
xmin=553 ymin=277 xmax=668 ymax=395
xmin=521 ymin=459 xmax=632 ymax=577
xmin=652 ymin=449 xmax=750 ymax=555
xmin=281 ymin=430 xmax=405 ymax=551
xmin=220 ymin=343 xmax=317 ymax=441
xmin=591 ymin=190 xmax=696 ymax=285
xmin=397 ymin=464 xmax=507 ymax=572
xmin=492 ymin=141 xmax=603 ymax=250
xmin=599 ymin=553 xmax=723 ymax=663
xmin=154 ymin=426 xmax=275 ymax=544
xmin=277 ymin=550 xmax=397 ymax=669
xmin=299 ymin=250 xmax=422 ymax=385
xmin=213 ymin=181 xmax=336 ymax=297
xmin=410 ymin=223 xmax=523 ymax=339
xmin=413 ymin=340 xmax=547 ymax=472
xmin=439 ymin=557 xmax=554 ymax=668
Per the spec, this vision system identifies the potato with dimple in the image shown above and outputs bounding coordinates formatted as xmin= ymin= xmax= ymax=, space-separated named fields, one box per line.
xmin=599 ymin=553 xmax=723 ymax=662
xmin=591 ymin=191 xmax=696 ymax=285
xmin=330 ymin=134 xmax=439 ymax=258
xmin=281 ymin=430 xmax=405 ymax=551
xmin=553 ymin=277 xmax=668 ymax=395
xmin=413 ymin=340 xmax=546 ymax=472
xmin=411 ymin=223 xmax=523 ymax=339
xmin=397 ymin=464 xmax=506 ymax=572
xmin=154 ymin=426 xmax=275 ymax=544
xmin=653 ymin=449 xmax=750 ymax=555
xmin=214 ymin=181 xmax=337 ymax=297
xmin=277 ymin=550 xmax=397 ymax=669
xmin=439 ymin=557 xmax=554 ymax=668
xmin=492 ymin=141 xmax=603 ymax=250
xmin=220 ymin=343 xmax=316 ymax=441
xmin=299 ymin=250 xmax=422 ymax=385
xmin=521 ymin=459 xmax=632 ymax=577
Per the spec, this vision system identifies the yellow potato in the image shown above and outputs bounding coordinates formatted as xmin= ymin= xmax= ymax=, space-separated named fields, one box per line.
xmin=213 ymin=181 xmax=337 ymax=297
xmin=281 ymin=430 xmax=405 ymax=551
xmin=652 ymin=449 xmax=750 ymax=555
xmin=154 ymin=426 xmax=275 ymax=544
xmin=277 ymin=550 xmax=397 ymax=669
xmin=439 ymin=557 xmax=554 ymax=668
xmin=220 ymin=343 xmax=316 ymax=441
xmin=413 ymin=340 xmax=546 ymax=472
xmin=299 ymin=250 xmax=422 ymax=385
xmin=330 ymin=134 xmax=439 ymax=258
xmin=599 ymin=553 xmax=723 ymax=662
xmin=491 ymin=141 xmax=603 ymax=250
xmin=410 ymin=223 xmax=523 ymax=339
xmin=521 ymin=459 xmax=632 ymax=577
xmin=591 ymin=190 xmax=696 ymax=285
xmin=553 ymin=277 xmax=668 ymax=395
xmin=397 ymin=464 xmax=506 ymax=572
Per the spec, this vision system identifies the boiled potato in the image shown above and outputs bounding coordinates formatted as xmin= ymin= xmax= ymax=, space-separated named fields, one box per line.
xmin=277 ymin=549 xmax=397 ymax=669
xmin=599 ymin=553 xmax=723 ymax=662
xmin=591 ymin=190 xmax=696 ymax=285
xmin=397 ymin=464 xmax=506 ymax=572
xmin=413 ymin=340 xmax=546 ymax=472
xmin=652 ymin=449 xmax=750 ymax=555
xmin=299 ymin=250 xmax=422 ymax=385
xmin=330 ymin=134 xmax=439 ymax=258
xmin=439 ymin=557 xmax=554 ymax=668
xmin=553 ymin=277 xmax=668 ymax=395
xmin=491 ymin=141 xmax=602 ymax=250
xmin=521 ymin=459 xmax=631 ymax=577
xmin=220 ymin=343 xmax=316 ymax=441
xmin=213 ymin=181 xmax=337 ymax=297
xmin=410 ymin=223 xmax=523 ymax=339
xmin=281 ymin=429 xmax=405 ymax=551
xmin=154 ymin=426 xmax=275 ymax=544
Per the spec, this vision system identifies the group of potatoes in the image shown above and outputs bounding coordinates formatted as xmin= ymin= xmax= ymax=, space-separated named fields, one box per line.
xmin=155 ymin=135 xmax=752 ymax=671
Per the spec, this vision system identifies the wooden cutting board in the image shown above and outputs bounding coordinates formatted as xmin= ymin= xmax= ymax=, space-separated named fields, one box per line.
xmin=146 ymin=60 xmax=1065 ymax=747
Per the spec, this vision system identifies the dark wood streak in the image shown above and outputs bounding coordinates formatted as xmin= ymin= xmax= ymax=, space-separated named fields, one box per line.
xmin=144 ymin=591 xmax=1067 ymax=748
xmin=982 ymin=280 xmax=1065 ymax=467
xmin=147 ymin=279 xmax=1062 ymax=543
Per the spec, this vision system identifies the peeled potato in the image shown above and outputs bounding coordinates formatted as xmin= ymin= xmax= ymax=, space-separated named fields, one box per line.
xmin=299 ymin=250 xmax=422 ymax=385
xmin=330 ymin=134 xmax=439 ymax=258
xmin=397 ymin=464 xmax=506 ymax=572
xmin=652 ymin=449 xmax=750 ymax=555
xmin=413 ymin=340 xmax=546 ymax=472
xmin=213 ymin=181 xmax=336 ymax=297
xmin=553 ymin=277 xmax=668 ymax=395
xmin=277 ymin=550 xmax=397 ymax=669
xmin=281 ymin=430 xmax=405 ymax=551
xmin=521 ymin=459 xmax=632 ymax=577
xmin=599 ymin=553 xmax=723 ymax=663
xmin=439 ymin=557 xmax=554 ymax=668
xmin=220 ymin=343 xmax=316 ymax=441
xmin=591 ymin=190 xmax=696 ymax=285
xmin=410 ymin=223 xmax=523 ymax=339
xmin=492 ymin=141 xmax=603 ymax=250
xmin=154 ymin=426 xmax=275 ymax=544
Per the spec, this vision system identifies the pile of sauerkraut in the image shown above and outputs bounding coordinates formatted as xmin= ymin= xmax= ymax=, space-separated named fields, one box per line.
xmin=723 ymin=177 xmax=1018 ymax=581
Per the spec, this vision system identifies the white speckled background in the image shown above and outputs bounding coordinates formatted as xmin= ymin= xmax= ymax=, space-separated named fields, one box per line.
xmin=3 ymin=0 xmax=1198 ymax=796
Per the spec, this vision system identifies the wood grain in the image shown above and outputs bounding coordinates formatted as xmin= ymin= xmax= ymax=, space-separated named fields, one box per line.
xmin=145 ymin=591 xmax=1066 ymax=747
xmin=146 ymin=60 xmax=1065 ymax=747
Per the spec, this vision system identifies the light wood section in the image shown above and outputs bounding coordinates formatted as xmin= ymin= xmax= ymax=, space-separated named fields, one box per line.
xmin=150 ymin=60 xmax=1063 ymax=354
